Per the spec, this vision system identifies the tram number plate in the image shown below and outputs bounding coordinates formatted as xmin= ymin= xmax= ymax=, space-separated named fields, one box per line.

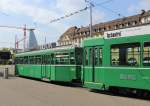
xmin=120 ymin=74 xmax=136 ymax=80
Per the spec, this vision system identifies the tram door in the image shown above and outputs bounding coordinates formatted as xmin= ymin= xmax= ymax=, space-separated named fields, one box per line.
xmin=41 ymin=55 xmax=48 ymax=78
xmin=41 ymin=55 xmax=50 ymax=79
xmin=84 ymin=47 xmax=102 ymax=83
xmin=90 ymin=47 xmax=95 ymax=82
xmin=41 ymin=55 xmax=50 ymax=78
xmin=83 ymin=47 xmax=98 ymax=82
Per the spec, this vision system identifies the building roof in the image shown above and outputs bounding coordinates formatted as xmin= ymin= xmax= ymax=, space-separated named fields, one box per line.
xmin=58 ymin=10 xmax=150 ymax=45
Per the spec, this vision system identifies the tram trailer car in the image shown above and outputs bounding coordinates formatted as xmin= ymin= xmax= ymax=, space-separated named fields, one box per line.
xmin=82 ymin=34 xmax=150 ymax=95
xmin=16 ymin=46 xmax=82 ymax=82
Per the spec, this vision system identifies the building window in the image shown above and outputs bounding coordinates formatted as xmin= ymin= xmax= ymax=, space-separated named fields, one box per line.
xmin=102 ymin=28 xmax=104 ymax=31
xmin=147 ymin=16 xmax=150 ymax=22
xmin=132 ymin=21 xmax=137 ymax=26
xmin=99 ymin=28 xmax=102 ymax=32
xmin=141 ymin=17 xmax=146 ymax=24
xmin=104 ymin=27 xmax=106 ymax=31
xmin=119 ymin=24 xmax=122 ymax=28
xmin=114 ymin=25 xmax=119 ymax=29
xmin=144 ymin=16 xmax=150 ymax=23
xmin=128 ymin=22 xmax=131 ymax=26
xmin=108 ymin=26 xmax=111 ymax=30
xmin=83 ymin=32 xmax=85 ymax=35
xmin=125 ymin=23 xmax=128 ymax=27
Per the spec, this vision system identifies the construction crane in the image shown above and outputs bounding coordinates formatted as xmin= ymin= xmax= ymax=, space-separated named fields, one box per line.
xmin=0 ymin=25 xmax=35 ymax=49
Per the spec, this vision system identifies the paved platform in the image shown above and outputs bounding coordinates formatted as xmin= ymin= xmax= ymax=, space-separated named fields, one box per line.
xmin=0 ymin=65 xmax=15 ymax=77
xmin=0 ymin=77 xmax=150 ymax=106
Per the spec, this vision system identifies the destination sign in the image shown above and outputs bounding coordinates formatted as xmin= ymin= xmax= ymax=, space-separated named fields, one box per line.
xmin=106 ymin=32 xmax=121 ymax=38
xmin=104 ymin=24 xmax=150 ymax=39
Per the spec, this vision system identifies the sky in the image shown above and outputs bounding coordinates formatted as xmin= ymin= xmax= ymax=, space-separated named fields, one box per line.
xmin=0 ymin=0 xmax=150 ymax=48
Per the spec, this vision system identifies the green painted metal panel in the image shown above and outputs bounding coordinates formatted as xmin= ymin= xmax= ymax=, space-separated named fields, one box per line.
xmin=50 ymin=66 xmax=55 ymax=80
xmin=82 ymin=34 xmax=150 ymax=91
xmin=16 ymin=64 xmax=42 ymax=79
xmin=83 ymin=67 xmax=93 ymax=82
xmin=45 ymin=65 xmax=51 ymax=79
xmin=53 ymin=65 xmax=76 ymax=82
xmin=102 ymin=67 xmax=150 ymax=90
xmin=82 ymin=37 xmax=104 ymax=47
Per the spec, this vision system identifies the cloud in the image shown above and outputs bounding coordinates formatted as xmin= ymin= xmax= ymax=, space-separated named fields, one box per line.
xmin=0 ymin=0 xmax=106 ymax=47
xmin=56 ymin=0 xmax=86 ymax=14
xmin=0 ymin=0 xmax=105 ymax=27
xmin=55 ymin=0 xmax=105 ymax=25
xmin=0 ymin=0 xmax=60 ymax=24
xmin=128 ymin=0 xmax=150 ymax=13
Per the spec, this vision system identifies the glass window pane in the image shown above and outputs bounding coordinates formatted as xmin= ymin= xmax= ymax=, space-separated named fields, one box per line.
xmin=85 ymin=49 xmax=89 ymax=66
xmin=55 ymin=53 xmax=69 ymax=64
xmin=111 ymin=43 xmax=140 ymax=66
xmin=111 ymin=48 xmax=119 ymax=66
xmin=70 ymin=52 xmax=75 ymax=64
xmin=90 ymin=48 xmax=94 ymax=66
xmin=143 ymin=42 xmax=150 ymax=66
xmin=99 ymin=48 xmax=103 ymax=65
xmin=94 ymin=48 xmax=98 ymax=66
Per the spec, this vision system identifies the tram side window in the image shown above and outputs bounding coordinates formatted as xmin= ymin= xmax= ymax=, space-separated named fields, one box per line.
xmin=94 ymin=48 xmax=98 ymax=66
xmin=42 ymin=55 xmax=46 ymax=64
xmin=47 ymin=55 xmax=51 ymax=64
xmin=85 ymin=49 xmax=89 ymax=66
xmin=19 ymin=57 xmax=23 ymax=64
xmin=16 ymin=57 xmax=22 ymax=64
xmin=55 ymin=53 xmax=69 ymax=64
xmin=143 ymin=42 xmax=150 ymax=66
xmin=35 ymin=56 xmax=41 ymax=64
xmin=127 ymin=46 xmax=140 ymax=66
xmin=111 ymin=48 xmax=119 ymax=66
xmin=99 ymin=48 xmax=103 ymax=65
xmin=90 ymin=48 xmax=94 ymax=66
xmin=111 ymin=43 xmax=140 ymax=66
xmin=75 ymin=48 xmax=83 ymax=65
xmin=70 ymin=52 xmax=75 ymax=64
xmin=15 ymin=58 xmax=19 ymax=64
xmin=29 ymin=56 xmax=35 ymax=64
xmin=51 ymin=54 xmax=54 ymax=64
xmin=24 ymin=56 xmax=28 ymax=64
xmin=45 ymin=55 xmax=48 ymax=64
xmin=45 ymin=55 xmax=51 ymax=64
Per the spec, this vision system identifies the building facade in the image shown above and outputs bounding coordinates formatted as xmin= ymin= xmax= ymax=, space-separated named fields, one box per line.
xmin=58 ymin=10 xmax=150 ymax=46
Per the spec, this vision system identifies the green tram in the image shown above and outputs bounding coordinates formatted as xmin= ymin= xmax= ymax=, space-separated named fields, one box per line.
xmin=15 ymin=27 xmax=150 ymax=95
xmin=15 ymin=46 xmax=82 ymax=82
xmin=82 ymin=34 xmax=150 ymax=93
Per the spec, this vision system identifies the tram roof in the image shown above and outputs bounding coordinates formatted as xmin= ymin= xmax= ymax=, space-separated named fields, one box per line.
xmin=82 ymin=34 xmax=150 ymax=48
xmin=82 ymin=37 xmax=104 ymax=47
xmin=16 ymin=45 xmax=78 ymax=57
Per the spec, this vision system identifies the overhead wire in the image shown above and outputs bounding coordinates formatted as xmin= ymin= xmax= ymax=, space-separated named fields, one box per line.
xmin=0 ymin=11 xmax=9 ymax=16
xmin=50 ymin=0 xmax=113 ymax=23
xmin=50 ymin=7 xmax=88 ymax=23
xmin=94 ymin=1 xmax=125 ymax=18
xmin=0 ymin=42 xmax=14 ymax=44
